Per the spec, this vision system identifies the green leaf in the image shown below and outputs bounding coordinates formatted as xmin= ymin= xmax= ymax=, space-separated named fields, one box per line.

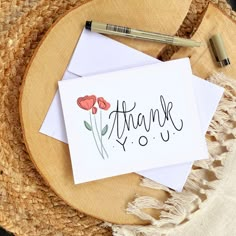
xmin=84 ymin=121 xmax=92 ymax=131
xmin=101 ymin=124 xmax=108 ymax=136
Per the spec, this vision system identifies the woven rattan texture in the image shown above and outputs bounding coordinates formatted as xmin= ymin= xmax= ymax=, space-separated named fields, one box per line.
xmin=0 ymin=0 xmax=234 ymax=235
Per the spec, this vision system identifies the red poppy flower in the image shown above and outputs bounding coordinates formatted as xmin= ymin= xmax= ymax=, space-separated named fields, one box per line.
xmin=97 ymin=97 xmax=110 ymax=110
xmin=77 ymin=95 xmax=96 ymax=110
xmin=92 ymin=106 xmax=97 ymax=114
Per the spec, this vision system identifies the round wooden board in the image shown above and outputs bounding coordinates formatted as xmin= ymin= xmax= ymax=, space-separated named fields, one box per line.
xmin=19 ymin=0 xmax=191 ymax=225
xmin=172 ymin=4 xmax=236 ymax=79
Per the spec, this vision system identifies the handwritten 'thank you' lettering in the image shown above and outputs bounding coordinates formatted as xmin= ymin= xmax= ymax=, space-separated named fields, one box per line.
xmin=108 ymin=95 xmax=183 ymax=150
xmin=58 ymin=58 xmax=208 ymax=184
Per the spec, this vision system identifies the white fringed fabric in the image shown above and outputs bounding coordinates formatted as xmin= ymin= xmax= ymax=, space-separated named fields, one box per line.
xmin=109 ymin=72 xmax=236 ymax=235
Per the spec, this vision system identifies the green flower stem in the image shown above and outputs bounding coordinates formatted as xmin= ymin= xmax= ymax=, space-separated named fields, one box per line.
xmin=93 ymin=114 xmax=109 ymax=158
xmin=89 ymin=112 xmax=104 ymax=159
xmin=100 ymin=110 xmax=103 ymax=157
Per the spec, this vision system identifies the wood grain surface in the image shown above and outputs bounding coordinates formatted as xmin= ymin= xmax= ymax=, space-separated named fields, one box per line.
xmin=172 ymin=4 xmax=236 ymax=79
xmin=19 ymin=0 xmax=194 ymax=225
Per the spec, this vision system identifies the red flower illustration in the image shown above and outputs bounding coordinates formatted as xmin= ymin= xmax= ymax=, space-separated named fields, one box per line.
xmin=97 ymin=97 xmax=110 ymax=110
xmin=76 ymin=94 xmax=110 ymax=159
xmin=77 ymin=95 xmax=96 ymax=110
xmin=92 ymin=106 xmax=97 ymax=114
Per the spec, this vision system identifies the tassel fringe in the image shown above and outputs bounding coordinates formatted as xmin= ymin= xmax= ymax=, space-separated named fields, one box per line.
xmin=110 ymin=72 xmax=236 ymax=235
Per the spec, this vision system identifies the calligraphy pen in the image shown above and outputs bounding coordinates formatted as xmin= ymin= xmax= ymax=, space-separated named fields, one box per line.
xmin=85 ymin=21 xmax=201 ymax=47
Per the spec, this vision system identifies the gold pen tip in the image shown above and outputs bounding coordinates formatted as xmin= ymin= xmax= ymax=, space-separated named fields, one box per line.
xmin=196 ymin=41 xmax=201 ymax=47
xmin=174 ymin=38 xmax=202 ymax=47
xmin=199 ymin=41 xmax=208 ymax=48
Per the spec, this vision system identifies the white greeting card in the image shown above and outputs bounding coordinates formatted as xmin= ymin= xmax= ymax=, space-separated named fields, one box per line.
xmin=40 ymin=29 xmax=223 ymax=191
xmin=138 ymin=74 xmax=224 ymax=190
xmin=58 ymin=58 xmax=208 ymax=184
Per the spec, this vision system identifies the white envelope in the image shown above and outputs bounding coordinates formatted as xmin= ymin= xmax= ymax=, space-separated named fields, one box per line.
xmin=40 ymin=29 xmax=224 ymax=191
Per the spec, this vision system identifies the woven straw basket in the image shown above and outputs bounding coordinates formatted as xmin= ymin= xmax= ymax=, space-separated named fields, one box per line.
xmin=0 ymin=0 xmax=235 ymax=235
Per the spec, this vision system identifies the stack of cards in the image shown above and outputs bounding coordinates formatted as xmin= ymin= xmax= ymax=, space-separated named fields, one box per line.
xmin=40 ymin=29 xmax=224 ymax=191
